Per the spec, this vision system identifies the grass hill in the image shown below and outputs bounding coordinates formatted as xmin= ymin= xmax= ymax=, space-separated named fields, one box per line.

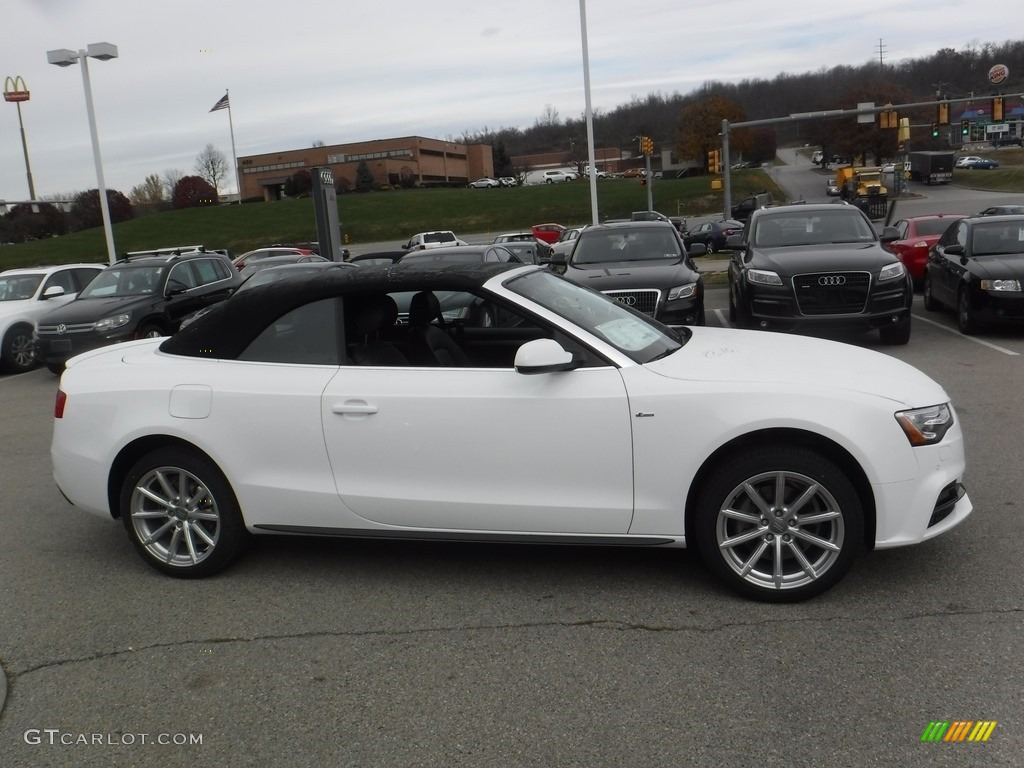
xmin=1 ymin=172 xmax=781 ymax=268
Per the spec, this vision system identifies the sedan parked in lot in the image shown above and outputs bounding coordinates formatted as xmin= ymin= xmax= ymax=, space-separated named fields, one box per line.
xmin=956 ymin=156 xmax=999 ymax=170
xmin=884 ymin=214 xmax=965 ymax=289
xmin=399 ymin=245 xmax=523 ymax=265
xmin=923 ymin=215 xmax=1024 ymax=334
xmin=468 ymin=177 xmax=501 ymax=189
xmin=51 ymin=262 xmax=971 ymax=602
xmin=531 ymin=223 xmax=565 ymax=245
xmin=233 ymin=246 xmax=314 ymax=270
xmin=727 ymin=203 xmax=911 ymax=344
xmin=977 ymin=205 xmax=1024 ymax=216
xmin=683 ymin=219 xmax=745 ymax=253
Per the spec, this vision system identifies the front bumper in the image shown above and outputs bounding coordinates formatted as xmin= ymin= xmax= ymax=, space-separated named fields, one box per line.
xmin=35 ymin=328 xmax=136 ymax=366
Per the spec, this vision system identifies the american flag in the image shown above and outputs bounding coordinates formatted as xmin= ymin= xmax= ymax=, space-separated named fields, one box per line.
xmin=209 ymin=93 xmax=230 ymax=113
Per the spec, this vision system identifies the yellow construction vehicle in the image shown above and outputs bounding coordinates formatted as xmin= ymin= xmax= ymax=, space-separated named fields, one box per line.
xmin=835 ymin=166 xmax=888 ymax=219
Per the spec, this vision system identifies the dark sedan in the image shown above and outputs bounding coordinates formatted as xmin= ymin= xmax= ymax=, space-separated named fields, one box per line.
xmin=551 ymin=221 xmax=705 ymax=326
xmin=683 ymin=219 xmax=744 ymax=253
xmin=726 ymin=203 xmax=911 ymax=344
xmin=958 ymin=158 xmax=999 ymax=170
xmin=923 ymin=215 xmax=1024 ymax=334
xmin=399 ymin=245 xmax=523 ymax=266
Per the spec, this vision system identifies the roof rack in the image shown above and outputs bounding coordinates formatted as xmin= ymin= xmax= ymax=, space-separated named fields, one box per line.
xmin=122 ymin=245 xmax=206 ymax=261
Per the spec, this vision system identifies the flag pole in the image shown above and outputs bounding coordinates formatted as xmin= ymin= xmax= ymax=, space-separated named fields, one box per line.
xmin=224 ymin=89 xmax=241 ymax=204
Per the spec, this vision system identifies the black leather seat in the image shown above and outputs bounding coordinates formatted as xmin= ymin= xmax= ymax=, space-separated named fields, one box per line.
xmin=348 ymin=295 xmax=408 ymax=366
xmin=408 ymin=291 xmax=471 ymax=366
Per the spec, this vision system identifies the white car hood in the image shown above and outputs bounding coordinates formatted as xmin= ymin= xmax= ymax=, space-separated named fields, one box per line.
xmin=647 ymin=326 xmax=948 ymax=407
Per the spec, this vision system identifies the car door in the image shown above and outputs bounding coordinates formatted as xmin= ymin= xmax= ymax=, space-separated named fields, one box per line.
xmin=321 ymin=305 xmax=634 ymax=534
xmin=931 ymin=221 xmax=968 ymax=305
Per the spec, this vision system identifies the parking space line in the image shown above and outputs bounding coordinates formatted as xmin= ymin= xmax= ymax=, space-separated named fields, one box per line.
xmin=713 ymin=308 xmax=731 ymax=327
xmin=913 ymin=313 xmax=1020 ymax=356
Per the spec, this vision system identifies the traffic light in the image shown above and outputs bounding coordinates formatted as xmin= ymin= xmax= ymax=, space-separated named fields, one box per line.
xmin=707 ymin=149 xmax=721 ymax=174
xmin=961 ymin=120 xmax=970 ymax=136
xmin=992 ymin=97 xmax=1004 ymax=122
xmin=937 ymin=100 xmax=949 ymax=125
xmin=639 ymin=136 xmax=653 ymax=155
xmin=931 ymin=123 xmax=939 ymax=138
xmin=879 ymin=109 xmax=897 ymax=129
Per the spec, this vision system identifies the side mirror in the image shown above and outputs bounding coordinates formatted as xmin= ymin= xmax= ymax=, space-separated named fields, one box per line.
xmin=41 ymin=285 xmax=67 ymax=300
xmin=514 ymin=338 xmax=576 ymax=375
xmin=165 ymin=279 xmax=189 ymax=297
xmin=879 ymin=226 xmax=900 ymax=243
xmin=945 ymin=244 xmax=965 ymax=257
xmin=686 ymin=243 xmax=707 ymax=257
xmin=725 ymin=234 xmax=744 ymax=250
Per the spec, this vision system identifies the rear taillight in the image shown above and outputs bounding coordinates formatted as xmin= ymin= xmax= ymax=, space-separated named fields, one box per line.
xmin=55 ymin=389 xmax=67 ymax=419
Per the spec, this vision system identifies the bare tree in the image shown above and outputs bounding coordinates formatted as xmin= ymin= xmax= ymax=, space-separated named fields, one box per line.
xmin=128 ymin=174 xmax=165 ymax=205
xmin=194 ymin=144 xmax=228 ymax=193
xmin=311 ymin=139 xmax=326 ymax=148
xmin=161 ymin=168 xmax=185 ymax=198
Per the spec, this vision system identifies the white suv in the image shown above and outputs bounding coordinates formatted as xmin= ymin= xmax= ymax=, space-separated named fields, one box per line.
xmin=0 ymin=263 xmax=104 ymax=373
xmin=403 ymin=231 xmax=468 ymax=251
xmin=542 ymin=170 xmax=576 ymax=183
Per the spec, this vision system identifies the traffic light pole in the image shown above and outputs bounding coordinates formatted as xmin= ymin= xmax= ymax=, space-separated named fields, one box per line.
xmin=718 ymin=93 xmax=1004 ymax=220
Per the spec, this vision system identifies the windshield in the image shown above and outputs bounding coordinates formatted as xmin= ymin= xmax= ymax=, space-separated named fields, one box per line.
xmin=753 ymin=210 xmax=877 ymax=247
xmin=0 ymin=274 xmax=43 ymax=301
xmin=573 ymin=228 xmax=682 ymax=265
xmin=972 ymin=222 xmax=1024 ymax=256
xmin=80 ymin=266 xmax=164 ymax=298
xmin=504 ymin=269 xmax=682 ymax=364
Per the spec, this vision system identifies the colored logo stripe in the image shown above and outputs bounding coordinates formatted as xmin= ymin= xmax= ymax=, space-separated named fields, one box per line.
xmin=921 ymin=721 xmax=996 ymax=742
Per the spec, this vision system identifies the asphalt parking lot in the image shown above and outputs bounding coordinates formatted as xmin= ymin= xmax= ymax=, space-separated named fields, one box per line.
xmin=1 ymin=290 xmax=1022 ymax=767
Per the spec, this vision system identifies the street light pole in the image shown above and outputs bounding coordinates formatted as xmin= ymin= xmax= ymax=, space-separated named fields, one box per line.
xmin=46 ymin=43 xmax=119 ymax=265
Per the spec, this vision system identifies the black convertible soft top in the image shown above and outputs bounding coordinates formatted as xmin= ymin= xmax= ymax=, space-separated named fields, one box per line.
xmin=161 ymin=262 xmax=529 ymax=360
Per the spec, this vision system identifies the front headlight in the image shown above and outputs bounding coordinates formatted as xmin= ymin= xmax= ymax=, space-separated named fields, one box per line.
xmin=93 ymin=312 xmax=132 ymax=332
xmin=980 ymin=279 xmax=1021 ymax=292
xmin=746 ymin=269 xmax=783 ymax=286
xmin=878 ymin=262 xmax=906 ymax=282
xmin=895 ymin=403 xmax=954 ymax=446
xmin=668 ymin=283 xmax=697 ymax=301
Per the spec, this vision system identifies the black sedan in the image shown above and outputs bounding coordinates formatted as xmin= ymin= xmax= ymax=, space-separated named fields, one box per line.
xmin=551 ymin=221 xmax=705 ymax=326
xmin=683 ymin=219 xmax=745 ymax=252
xmin=923 ymin=214 xmax=1024 ymax=334
xmin=726 ymin=203 xmax=912 ymax=344
xmin=958 ymin=158 xmax=999 ymax=170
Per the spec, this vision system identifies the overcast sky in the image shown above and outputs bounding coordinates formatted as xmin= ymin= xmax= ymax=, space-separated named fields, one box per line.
xmin=0 ymin=0 xmax=1012 ymax=200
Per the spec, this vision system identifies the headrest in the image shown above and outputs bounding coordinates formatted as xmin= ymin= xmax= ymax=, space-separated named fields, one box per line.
xmin=409 ymin=291 xmax=441 ymax=328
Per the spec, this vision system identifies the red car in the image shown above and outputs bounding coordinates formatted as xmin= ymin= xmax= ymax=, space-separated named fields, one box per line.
xmin=531 ymin=223 xmax=565 ymax=245
xmin=885 ymin=214 xmax=965 ymax=289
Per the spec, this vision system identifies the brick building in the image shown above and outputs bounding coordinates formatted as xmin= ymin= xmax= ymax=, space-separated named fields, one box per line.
xmin=238 ymin=136 xmax=493 ymax=201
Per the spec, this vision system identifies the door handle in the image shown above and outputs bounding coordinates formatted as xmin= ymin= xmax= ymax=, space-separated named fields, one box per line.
xmin=332 ymin=401 xmax=379 ymax=415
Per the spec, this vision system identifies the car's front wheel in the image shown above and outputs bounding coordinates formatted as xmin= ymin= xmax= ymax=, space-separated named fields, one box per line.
xmin=922 ymin=273 xmax=941 ymax=311
xmin=1 ymin=325 xmax=37 ymax=374
xmin=957 ymin=288 xmax=981 ymax=335
xmin=879 ymin=316 xmax=911 ymax=345
xmin=121 ymin=447 xmax=249 ymax=578
xmin=694 ymin=445 xmax=863 ymax=602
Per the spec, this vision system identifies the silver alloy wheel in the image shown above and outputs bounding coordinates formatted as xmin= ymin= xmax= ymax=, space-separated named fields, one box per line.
xmin=715 ymin=469 xmax=845 ymax=592
xmin=10 ymin=331 xmax=34 ymax=370
xmin=129 ymin=465 xmax=221 ymax=567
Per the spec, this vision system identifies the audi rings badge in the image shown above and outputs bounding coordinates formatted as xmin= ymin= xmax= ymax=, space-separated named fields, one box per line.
xmin=818 ymin=275 xmax=847 ymax=287
xmin=612 ymin=295 xmax=637 ymax=306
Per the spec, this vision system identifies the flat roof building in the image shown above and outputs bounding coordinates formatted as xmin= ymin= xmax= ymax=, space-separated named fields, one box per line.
xmin=238 ymin=136 xmax=493 ymax=201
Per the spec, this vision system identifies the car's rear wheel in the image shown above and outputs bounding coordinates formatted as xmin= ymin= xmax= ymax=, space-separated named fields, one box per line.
xmin=121 ymin=447 xmax=248 ymax=578
xmin=957 ymin=288 xmax=980 ymax=335
xmin=694 ymin=445 xmax=863 ymax=602
xmin=1 ymin=325 xmax=36 ymax=374
xmin=922 ymin=273 xmax=941 ymax=311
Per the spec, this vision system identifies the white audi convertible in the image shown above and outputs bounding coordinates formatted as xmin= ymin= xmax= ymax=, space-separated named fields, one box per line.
xmin=51 ymin=262 xmax=971 ymax=601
